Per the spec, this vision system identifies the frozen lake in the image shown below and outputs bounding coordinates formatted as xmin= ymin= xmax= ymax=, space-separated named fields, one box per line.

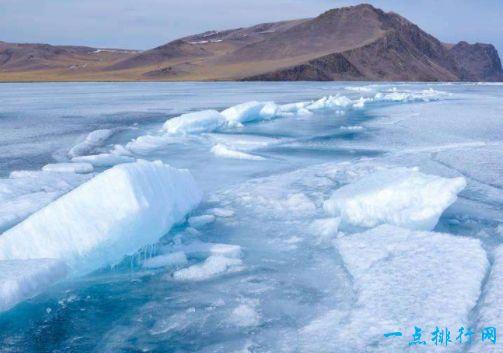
xmin=0 ymin=82 xmax=502 ymax=352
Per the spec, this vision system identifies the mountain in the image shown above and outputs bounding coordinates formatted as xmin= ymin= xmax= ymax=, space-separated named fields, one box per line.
xmin=1 ymin=4 xmax=502 ymax=82
xmin=0 ymin=42 xmax=138 ymax=81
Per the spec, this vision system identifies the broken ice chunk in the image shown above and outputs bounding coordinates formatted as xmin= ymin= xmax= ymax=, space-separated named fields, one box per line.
xmin=323 ymin=167 xmax=466 ymax=230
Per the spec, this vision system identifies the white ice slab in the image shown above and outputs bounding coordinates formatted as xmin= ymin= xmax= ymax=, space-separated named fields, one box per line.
xmin=0 ymin=160 xmax=202 ymax=274
xmin=323 ymin=167 xmax=466 ymax=230
xmin=163 ymin=110 xmax=226 ymax=135
xmin=221 ymin=101 xmax=277 ymax=126
xmin=300 ymin=225 xmax=487 ymax=353
xmin=0 ymin=170 xmax=92 ymax=232
xmin=68 ymin=129 xmax=114 ymax=157
xmin=0 ymin=259 xmax=68 ymax=312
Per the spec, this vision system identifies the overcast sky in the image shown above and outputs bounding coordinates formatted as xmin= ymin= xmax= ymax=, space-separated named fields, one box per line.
xmin=1 ymin=0 xmax=502 ymax=55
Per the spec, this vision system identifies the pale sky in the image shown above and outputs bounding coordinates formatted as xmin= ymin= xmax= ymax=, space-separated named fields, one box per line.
xmin=1 ymin=0 xmax=502 ymax=56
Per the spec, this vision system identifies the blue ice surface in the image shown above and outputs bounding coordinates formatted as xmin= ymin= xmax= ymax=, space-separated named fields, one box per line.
xmin=0 ymin=82 xmax=502 ymax=352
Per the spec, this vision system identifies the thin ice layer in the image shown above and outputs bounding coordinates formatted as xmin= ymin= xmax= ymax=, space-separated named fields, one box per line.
xmin=323 ymin=167 xmax=466 ymax=230
xmin=0 ymin=160 xmax=202 ymax=274
xmin=300 ymin=225 xmax=487 ymax=353
xmin=0 ymin=259 xmax=68 ymax=312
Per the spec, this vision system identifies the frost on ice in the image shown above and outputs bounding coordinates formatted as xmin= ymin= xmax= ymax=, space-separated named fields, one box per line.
xmin=0 ymin=160 xmax=202 ymax=274
xmin=323 ymin=167 xmax=466 ymax=230
xmin=0 ymin=259 xmax=68 ymax=312
xmin=300 ymin=225 xmax=487 ymax=353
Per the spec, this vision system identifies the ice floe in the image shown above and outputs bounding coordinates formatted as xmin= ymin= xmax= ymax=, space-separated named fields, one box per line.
xmin=0 ymin=170 xmax=92 ymax=232
xmin=221 ymin=101 xmax=277 ymax=126
xmin=323 ymin=167 xmax=466 ymax=231
xmin=163 ymin=110 xmax=226 ymax=135
xmin=0 ymin=160 xmax=202 ymax=274
xmin=0 ymin=259 xmax=68 ymax=312
xmin=68 ymin=129 xmax=114 ymax=157
xmin=300 ymin=225 xmax=487 ymax=353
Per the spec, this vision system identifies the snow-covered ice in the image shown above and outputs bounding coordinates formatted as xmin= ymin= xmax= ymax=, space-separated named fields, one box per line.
xmin=0 ymin=259 xmax=68 ymax=312
xmin=323 ymin=167 xmax=466 ymax=230
xmin=0 ymin=160 xmax=201 ymax=274
xmin=299 ymin=225 xmax=488 ymax=353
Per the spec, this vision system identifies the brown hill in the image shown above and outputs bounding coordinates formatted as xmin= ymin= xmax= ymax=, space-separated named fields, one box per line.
xmin=0 ymin=41 xmax=138 ymax=81
xmin=0 ymin=4 xmax=501 ymax=82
